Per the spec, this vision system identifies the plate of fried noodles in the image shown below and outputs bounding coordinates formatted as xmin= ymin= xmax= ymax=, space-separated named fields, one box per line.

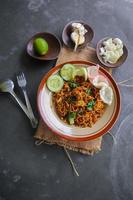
xmin=37 ymin=60 xmax=121 ymax=141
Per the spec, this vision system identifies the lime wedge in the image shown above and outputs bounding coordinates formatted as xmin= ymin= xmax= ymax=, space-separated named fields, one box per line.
xmin=72 ymin=67 xmax=87 ymax=81
xmin=60 ymin=64 xmax=75 ymax=81
xmin=100 ymin=86 xmax=113 ymax=105
xmin=47 ymin=75 xmax=64 ymax=92
xmin=33 ymin=37 xmax=49 ymax=55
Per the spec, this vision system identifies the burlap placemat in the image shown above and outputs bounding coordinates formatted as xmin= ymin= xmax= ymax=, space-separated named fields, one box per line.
xmin=34 ymin=46 xmax=112 ymax=155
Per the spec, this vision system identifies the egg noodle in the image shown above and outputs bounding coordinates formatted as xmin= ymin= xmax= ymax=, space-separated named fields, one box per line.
xmin=53 ymin=77 xmax=106 ymax=128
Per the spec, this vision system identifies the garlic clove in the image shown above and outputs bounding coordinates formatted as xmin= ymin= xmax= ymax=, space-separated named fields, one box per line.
xmin=71 ymin=23 xmax=88 ymax=51
xmin=71 ymin=32 xmax=79 ymax=43
xmin=78 ymin=35 xmax=85 ymax=45
xmin=71 ymin=32 xmax=79 ymax=52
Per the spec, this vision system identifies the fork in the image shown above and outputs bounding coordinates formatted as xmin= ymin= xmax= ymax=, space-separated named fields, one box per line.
xmin=17 ymin=72 xmax=38 ymax=128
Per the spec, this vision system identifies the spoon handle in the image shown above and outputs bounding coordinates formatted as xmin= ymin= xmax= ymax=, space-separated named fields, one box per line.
xmin=10 ymin=91 xmax=34 ymax=123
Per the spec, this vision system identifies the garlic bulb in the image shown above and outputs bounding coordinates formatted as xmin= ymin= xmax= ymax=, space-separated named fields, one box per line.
xmin=71 ymin=23 xmax=87 ymax=51
xmin=71 ymin=32 xmax=85 ymax=51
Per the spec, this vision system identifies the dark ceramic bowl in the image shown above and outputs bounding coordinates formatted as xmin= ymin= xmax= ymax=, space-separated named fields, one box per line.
xmin=96 ymin=37 xmax=128 ymax=68
xmin=27 ymin=32 xmax=61 ymax=60
xmin=62 ymin=20 xmax=94 ymax=50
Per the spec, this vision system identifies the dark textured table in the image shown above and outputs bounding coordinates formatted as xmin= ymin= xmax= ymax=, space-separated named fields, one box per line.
xmin=0 ymin=1 xmax=133 ymax=200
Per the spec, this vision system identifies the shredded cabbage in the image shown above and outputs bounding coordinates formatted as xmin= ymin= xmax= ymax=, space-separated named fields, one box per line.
xmin=100 ymin=38 xmax=123 ymax=64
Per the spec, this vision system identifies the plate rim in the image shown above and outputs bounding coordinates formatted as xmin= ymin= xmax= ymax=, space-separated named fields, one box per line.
xmin=37 ymin=60 xmax=121 ymax=141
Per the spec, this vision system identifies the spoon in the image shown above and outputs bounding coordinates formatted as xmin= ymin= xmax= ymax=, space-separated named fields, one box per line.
xmin=0 ymin=79 xmax=36 ymax=127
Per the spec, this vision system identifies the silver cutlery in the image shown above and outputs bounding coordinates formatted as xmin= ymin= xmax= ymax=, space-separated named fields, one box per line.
xmin=0 ymin=79 xmax=37 ymax=128
xmin=17 ymin=72 xmax=38 ymax=128
xmin=0 ymin=79 xmax=31 ymax=119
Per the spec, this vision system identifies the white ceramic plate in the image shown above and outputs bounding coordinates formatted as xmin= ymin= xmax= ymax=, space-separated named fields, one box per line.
xmin=37 ymin=61 xmax=121 ymax=141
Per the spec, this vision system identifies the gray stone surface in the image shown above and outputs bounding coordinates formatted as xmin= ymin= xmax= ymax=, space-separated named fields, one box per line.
xmin=0 ymin=0 xmax=133 ymax=200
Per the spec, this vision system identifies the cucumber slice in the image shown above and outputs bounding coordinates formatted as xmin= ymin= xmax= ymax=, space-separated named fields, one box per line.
xmin=60 ymin=64 xmax=75 ymax=81
xmin=47 ymin=74 xmax=64 ymax=92
xmin=72 ymin=67 xmax=87 ymax=81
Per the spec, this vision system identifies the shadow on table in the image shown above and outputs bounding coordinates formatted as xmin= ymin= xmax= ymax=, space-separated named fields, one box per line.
xmin=19 ymin=48 xmax=56 ymax=73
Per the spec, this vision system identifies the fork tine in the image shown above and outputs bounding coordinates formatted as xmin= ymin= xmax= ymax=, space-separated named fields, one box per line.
xmin=16 ymin=72 xmax=27 ymax=87
xmin=22 ymin=72 xmax=25 ymax=80
xmin=18 ymin=72 xmax=23 ymax=79
xmin=17 ymin=76 xmax=20 ymax=82
xmin=20 ymin=74 xmax=23 ymax=80
xmin=17 ymin=72 xmax=22 ymax=78
xmin=19 ymin=75 xmax=22 ymax=80
xmin=22 ymin=73 xmax=27 ymax=83
xmin=22 ymin=73 xmax=24 ymax=79
xmin=22 ymin=74 xmax=25 ymax=81
xmin=19 ymin=74 xmax=22 ymax=79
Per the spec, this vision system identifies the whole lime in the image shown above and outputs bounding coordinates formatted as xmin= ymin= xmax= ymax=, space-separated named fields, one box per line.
xmin=33 ymin=37 xmax=49 ymax=55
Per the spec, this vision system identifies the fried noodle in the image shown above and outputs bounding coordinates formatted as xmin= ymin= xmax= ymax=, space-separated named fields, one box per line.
xmin=53 ymin=79 xmax=106 ymax=127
